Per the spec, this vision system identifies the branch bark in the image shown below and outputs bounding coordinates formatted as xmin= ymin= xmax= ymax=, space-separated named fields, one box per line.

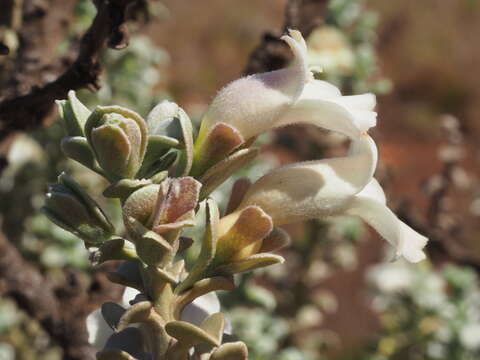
xmin=0 ymin=0 xmax=142 ymax=143
xmin=244 ymin=0 xmax=329 ymax=75
xmin=0 ymin=233 xmax=123 ymax=360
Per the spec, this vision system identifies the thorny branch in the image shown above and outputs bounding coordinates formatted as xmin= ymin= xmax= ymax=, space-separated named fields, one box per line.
xmin=0 ymin=0 xmax=144 ymax=144
xmin=0 ymin=1 xmax=146 ymax=358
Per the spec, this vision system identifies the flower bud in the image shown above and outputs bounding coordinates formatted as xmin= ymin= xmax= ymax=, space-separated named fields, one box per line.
xmin=142 ymin=100 xmax=194 ymax=177
xmin=146 ymin=100 xmax=182 ymax=137
xmin=42 ymin=173 xmax=115 ymax=244
xmin=85 ymin=106 xmax=148 ymax=180
xmin=56 ymin=90 xmax=91 ymax=137
xmin=122 ymin=177 xmax=201 ymax=238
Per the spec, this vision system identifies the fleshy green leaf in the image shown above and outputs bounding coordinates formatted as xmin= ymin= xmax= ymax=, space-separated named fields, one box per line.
xmin=215 ymin=253 xmax=284 ymax=274
xmin=165 ymin=320 xmax=220 ymax=347
xmin=176 ymin=199 xmax=219 ymax=293
xmin=211 ymin=342 xmax=248 ymax=360
xmin=61 ymin=136 xmax=96 ymax=170
xmin=199 ymin=148 xmax=259 ymax=200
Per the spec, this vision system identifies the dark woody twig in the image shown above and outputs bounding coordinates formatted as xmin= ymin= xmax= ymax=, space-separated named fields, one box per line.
xmin=0 ymin=0 xmax=143 ymax=143
xmin=244 ymin=0 xmax=329 ymax=75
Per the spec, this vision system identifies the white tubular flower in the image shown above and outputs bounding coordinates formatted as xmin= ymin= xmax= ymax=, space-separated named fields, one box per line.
xmin=232 ymin=134 xmax=427 ymax=263
xmin=192 ymin=30 xmax=377 ymax=176
xmin=275 ymin=80 xmax=377 ymax=139
xmin=197 ymin=30 xmax=309 ymax=144
xmin=345 ymin=178 xmax=428 ymax=263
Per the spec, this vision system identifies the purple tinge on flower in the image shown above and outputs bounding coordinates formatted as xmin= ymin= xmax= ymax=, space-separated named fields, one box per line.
xmin=191 ymin=30 xmax=377 ymax=180
xmin=152 ymin=177 xmax=202 ymax=234
xmin=197 ymin=29 xmax=309 ymax=143
xmin=191 ymin=30 xmax=310 ymax=176
xmin=275 ymin=80 xmax=377 ymax=139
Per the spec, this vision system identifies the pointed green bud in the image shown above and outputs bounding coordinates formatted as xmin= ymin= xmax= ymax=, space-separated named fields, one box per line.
xmin=214 ymin=206 xmax=273 ymax=263
xmin=42 ymin=172 xmax=115 ymax=244
xmin=122 ymin=184 xmax=160 ymax=235
xmin=56 ymin=90 xmax=91 ymax=137
xmin=191 ymin=122 xmax=244 ymax=177
xmin=61 ymin=136 xmax=96 ymax=170
xmin=146 ymin=100 xmax=194 ymax=176
xmin=85 ymin=106 xmax=148 ymax=180
xmin=147 ymin=100 xmax=183 ymax=138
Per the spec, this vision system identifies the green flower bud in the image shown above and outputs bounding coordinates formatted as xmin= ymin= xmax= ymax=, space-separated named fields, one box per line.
xmin=42 ymin=173 xmax=115 ymax=244
xmin=56 ymin=90 xmax=91 ymax=137
xmin=85 ymin=106 xmax=148 ymax=180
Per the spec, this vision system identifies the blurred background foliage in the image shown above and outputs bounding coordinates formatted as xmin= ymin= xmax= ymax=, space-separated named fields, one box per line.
xmin=1 ymin=0 xmax=479 ymax=359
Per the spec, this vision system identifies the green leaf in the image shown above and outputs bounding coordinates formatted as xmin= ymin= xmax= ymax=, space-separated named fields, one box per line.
xmin=140 ymin=135 xmax=180 ymax=176
xmin=103 ymin=178 xmax=152 ymax=199
xmin=91 ymin=238 xmax=138 ymax=265
xmin=61 ymin=136 xmax=96 ymax=170
xmin=165 ymin=321 xmax=220 ymax=347
xmin=173 ymin=108 xmax=194 ymax=176
xmin=191 ymin=122 xmax=244 ymax=177
xmin=199 ymin=148 xmax=259 ymax=200
xmin=106 ymin=260 xmax=143 ymax=290
xmin=200 ymin=313 xmax=225 ymax=342
xmin=176 ymin=199 xmax=219 ymax=293
xmin=215 ymin=253 xmax=284 ymax=275
xmin=101 ymin=302 xmax=126 ymax=330
xmin=56 ymin=90 xmax=91 ymax=136
xmin=136 ymin=232 xmax=173 ymax=266
xmin=211 ymin=342 xmax=248 ymax=360
xmin=117 ymin=301 xmax=164 ymax=332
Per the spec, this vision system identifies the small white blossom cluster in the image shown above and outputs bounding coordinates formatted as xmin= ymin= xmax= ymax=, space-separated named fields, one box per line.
xmin=368 ymin=262 xmax=480 ymax=358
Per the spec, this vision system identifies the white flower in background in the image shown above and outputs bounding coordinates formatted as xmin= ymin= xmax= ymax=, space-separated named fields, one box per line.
xmin=86 ymin=287 xmax=225 ymax=349
xmin=460 ymin=323 xmax=480 ymax=350
xmin=306 ymin=26 xmax=356 ymax=75
xmin=367 ymin=260 xmax=414 ymax=293
xmin=223 ymin=134 xmax=427 ymax=263
xmin=412 ymin=271 xmax=447 ymax=310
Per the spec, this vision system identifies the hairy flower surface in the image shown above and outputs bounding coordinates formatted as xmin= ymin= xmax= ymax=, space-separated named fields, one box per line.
xmin=226 ymin=134 xmax=426 ymax=262
xmin=44 ymin=25 xmax=429 ymax=360
xmin=190 ymin=30 xmax=426 ymax=264
xmin=192 ymin=30 xmax=376 ymax=176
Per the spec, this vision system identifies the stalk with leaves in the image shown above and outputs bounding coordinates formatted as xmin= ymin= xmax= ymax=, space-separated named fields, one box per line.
xmin=43 ymin=30 xmax=427 ymax=360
